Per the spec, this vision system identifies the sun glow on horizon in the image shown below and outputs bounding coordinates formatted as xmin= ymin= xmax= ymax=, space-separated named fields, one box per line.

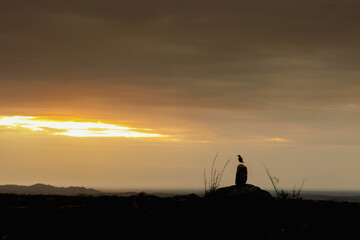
xmin=0 ymin=116 xmax=166 ymax=138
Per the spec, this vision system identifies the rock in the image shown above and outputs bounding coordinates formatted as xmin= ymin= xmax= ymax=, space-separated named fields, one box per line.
xmin=206 ymin=184 xmax=273 ymax=201
xmin=172 ymin=193 xmax=200 ymax=202
xmin=235 ymin=164 xmax=248 ymax=186
xmin=132 ymin=192 xmax=160 ymax=209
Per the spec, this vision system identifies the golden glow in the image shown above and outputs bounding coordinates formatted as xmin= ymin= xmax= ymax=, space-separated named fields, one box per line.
xmin=266 ymin=138 xmax=289 ymax=143
xmin=0 ymin=116 xmax=166 ymax=138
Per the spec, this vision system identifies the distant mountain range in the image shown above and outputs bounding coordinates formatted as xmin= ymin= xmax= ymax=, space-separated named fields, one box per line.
xmin=0 ymin=183 xmax=101 ymax=195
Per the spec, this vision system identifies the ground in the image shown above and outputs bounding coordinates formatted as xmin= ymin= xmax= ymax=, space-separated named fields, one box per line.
xmin=0 ymin=189 xmax=359 ymax=239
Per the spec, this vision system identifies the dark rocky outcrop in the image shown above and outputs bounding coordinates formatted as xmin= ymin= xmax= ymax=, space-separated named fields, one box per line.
xmin=205 ymin=184 xmax=273 ymax=201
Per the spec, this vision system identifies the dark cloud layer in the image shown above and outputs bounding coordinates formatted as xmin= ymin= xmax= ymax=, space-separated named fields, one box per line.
xmin=1 ymin=0 xmax=360 ymax=111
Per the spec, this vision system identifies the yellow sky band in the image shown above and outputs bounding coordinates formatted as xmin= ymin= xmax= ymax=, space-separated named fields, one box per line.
xmin=0 ymin=116 xmax=166 ymax=138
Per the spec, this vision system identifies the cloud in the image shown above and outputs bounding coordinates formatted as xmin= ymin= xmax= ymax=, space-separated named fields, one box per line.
xmin=0 ymin=116 xmax=166 ymax=138
xmin=265 ymin=138 xmax=292 ymax=143
xmin=2 ymin=0 xmax=360 ymax=79
xmin=1 ymin=0 xmax=360 ymax=123
xmin=240 ymin=136 xmax=293 ymax=144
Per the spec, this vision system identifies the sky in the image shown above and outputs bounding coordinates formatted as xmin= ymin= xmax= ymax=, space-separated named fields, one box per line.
xmin=1 ymin=0 xmax=360 ymax=191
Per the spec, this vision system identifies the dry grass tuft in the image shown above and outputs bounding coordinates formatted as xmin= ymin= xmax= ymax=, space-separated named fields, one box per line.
xmin=262 ymin=162 xmax=305 ymax=200
xmin=204 ymin=153 xmax=230 ymax=195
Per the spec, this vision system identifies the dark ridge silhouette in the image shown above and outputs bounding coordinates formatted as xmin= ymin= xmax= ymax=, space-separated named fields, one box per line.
xmin=0 ymin=184 xmax=359 ymax=240
xmin=0 ymin=183 xmax=100 ymax=195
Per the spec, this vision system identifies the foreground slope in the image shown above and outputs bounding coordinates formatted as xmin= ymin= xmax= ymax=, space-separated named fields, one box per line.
xmin=0 ymin=184 xmax=359 ymax=239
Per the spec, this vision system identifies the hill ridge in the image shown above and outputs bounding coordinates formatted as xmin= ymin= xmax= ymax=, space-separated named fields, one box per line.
xmin=0 ymin=183 xmax=100 ymax=195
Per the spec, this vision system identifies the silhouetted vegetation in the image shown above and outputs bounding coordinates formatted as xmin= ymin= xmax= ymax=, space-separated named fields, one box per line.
xmin=203 ymin=153 xmax=230 ymax=195
xmin=263 ymin=163 xmax=305 ymax=200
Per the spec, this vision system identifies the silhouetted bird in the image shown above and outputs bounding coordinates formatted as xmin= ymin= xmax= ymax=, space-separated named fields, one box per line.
xmin=238 ymin=154 xmax=244 ymax=163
